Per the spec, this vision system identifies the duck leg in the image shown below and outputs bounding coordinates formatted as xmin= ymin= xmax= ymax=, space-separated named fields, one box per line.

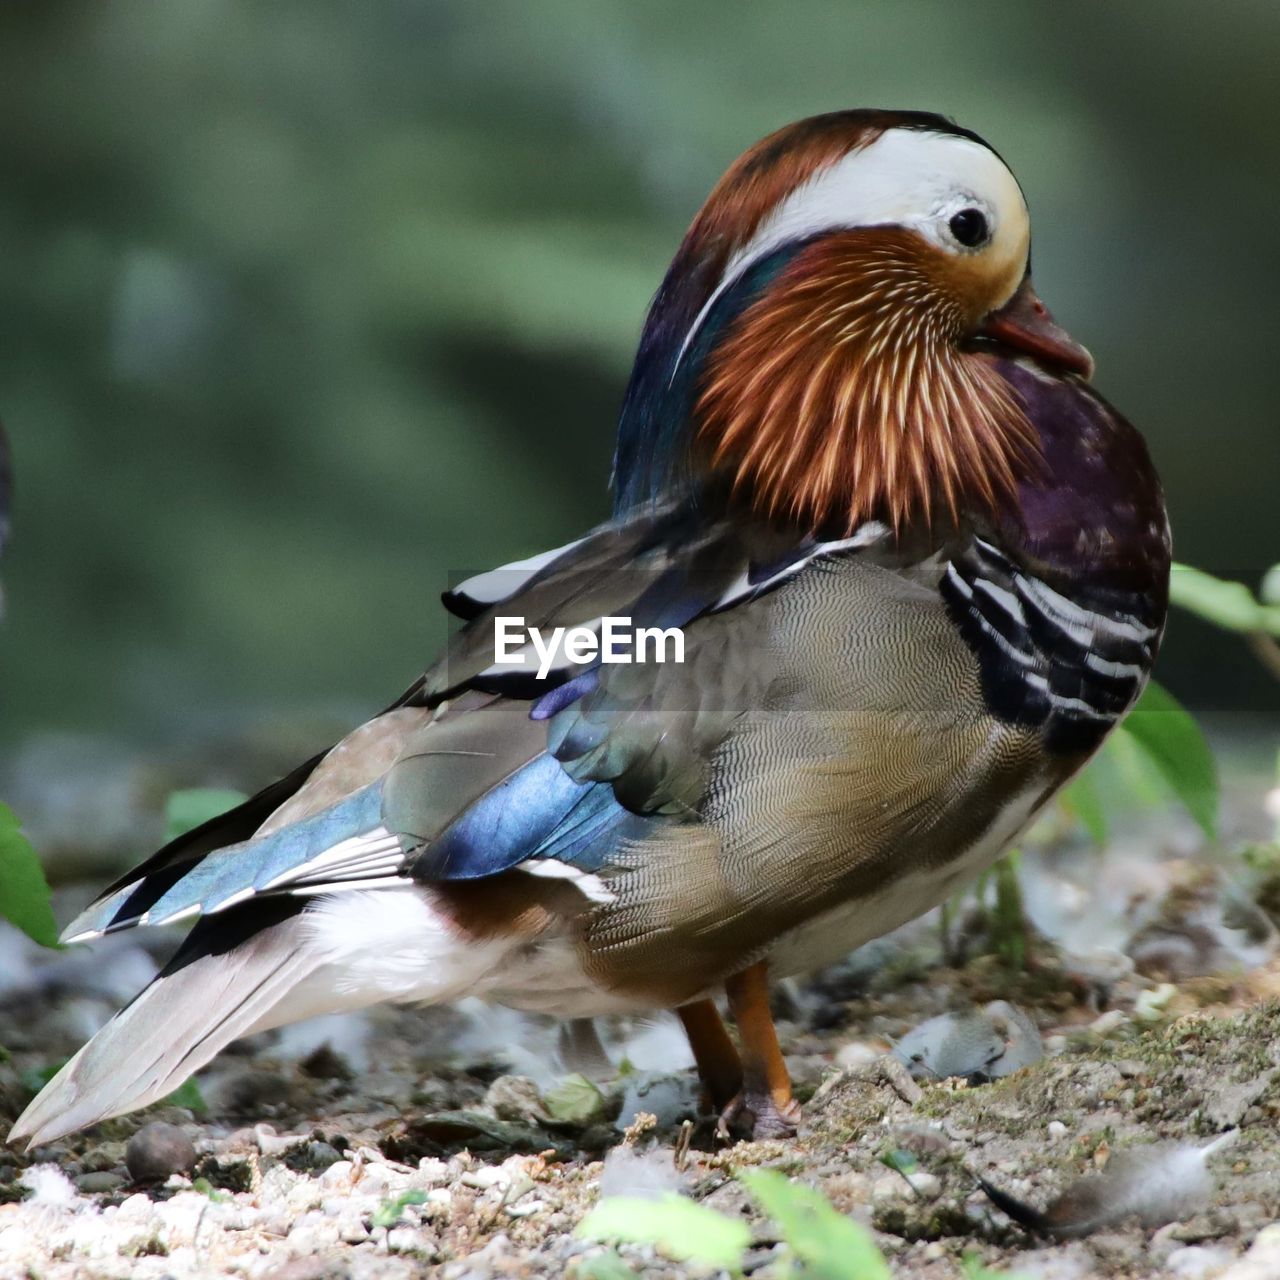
xmin=677 ymin=998 xmax=743 ymax=1113
xmin=719 ymin=961 xmax=801 ymax=1139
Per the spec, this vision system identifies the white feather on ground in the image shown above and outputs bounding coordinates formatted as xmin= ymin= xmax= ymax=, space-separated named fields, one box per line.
xmin=598 ymin=1144 xmax=686 ymax=1200
xmin=981 ymin=1131 xmax=1239 ymax=1237
xmin=18 ymin=1164 xmax=78 ymax=1208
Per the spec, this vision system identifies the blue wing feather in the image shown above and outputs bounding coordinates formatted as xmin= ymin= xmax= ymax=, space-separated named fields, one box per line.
xmin=64 ymin=783 xmax=390 ymax=940
xmin=401 ymin=753 xmax=636 ymax=881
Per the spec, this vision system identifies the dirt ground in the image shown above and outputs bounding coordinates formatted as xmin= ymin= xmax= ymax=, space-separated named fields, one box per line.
xmin=2 ymin=760 xmax=1279 ymax=1279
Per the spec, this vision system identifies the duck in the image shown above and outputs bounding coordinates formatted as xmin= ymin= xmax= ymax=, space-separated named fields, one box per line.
xmin=11 ymin=108 xmax=1170 ymax=1148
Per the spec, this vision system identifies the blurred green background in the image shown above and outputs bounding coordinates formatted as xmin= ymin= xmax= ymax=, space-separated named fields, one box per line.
xmin=1 ymin=0 xmax=1277 ymax=752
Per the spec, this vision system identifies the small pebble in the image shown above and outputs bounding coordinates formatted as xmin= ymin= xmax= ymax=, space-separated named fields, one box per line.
xmin=835 ymin=1040 xmax=880 ymax=1070
xmin=387 ymin=1226 xmax=420 ymax=1253
xmin=116 ymin=1192 xmax=154 ymax=1221
xmin=299 ymin=1043 xmax=354 ymax=1081
xmin=1133 ymin=983 xmax=1178 ymax=1021
xmin=485 ymin=1075 xmax=550 ymax=1125
xmin=126 ymin=1122 xmax=196 ymax=1183
xmin=318 ymin=1160 xmax=355 ymax=1189
xmin=339 ymin=1219 xmax=369 ymax=1243
xmin=1048 ymin=1120 xmax=1068 ymax=1139
xmin=417 ymin=1157 xmax=451 ymax=1185
xmin=304 ymin=1141 xmax=342 ymax=1171
xmin=871 ymin=1174 xmax=907 ymax=1203
xmin=1166 ymin=1245 xmax=1236 ymax=1278
xmin=461 ymin=1166 xmax=510 ymax=1191
xmin=506 ymin=1199 xmax=545 ymax=1217
xmin=74 ymin=1170 xmax=125 ymax=1194
xmin=254 ymin=1124 xmax=306 ymax=1157
xmin=287 ymin=1222 xmax=340 ymax=1254
xmin=1089 ymin=1010 xmax=1127 ymax=1035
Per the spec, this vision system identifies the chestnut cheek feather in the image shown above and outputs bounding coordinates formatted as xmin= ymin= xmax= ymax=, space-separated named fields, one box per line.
xmin=696 ymin=230 xmax=1040 ymax=535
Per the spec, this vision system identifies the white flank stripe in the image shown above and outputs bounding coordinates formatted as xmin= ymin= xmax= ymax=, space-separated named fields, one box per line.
xmin=147 ymin=903 xmax=205 ymax=929
xmin=713 ymin=523 xmax=891 ymax=611
xmin=203 ymin=886 xmax=257 ymax=915
xmin=1085 ymin=652 xmax=1145 ymax=679
xmin=1022 ymin=671 xmax=1110 ymax=720
xmin=1014 ymin=575 xmax=1097 ymax=646
xmin=288 ymin=876 xmax=408 ymax=898
xmin=258 ymin=827 xmax=403 ymax=893
xmin=945 ymin=564 xmax=974 ymax=599
xmin=971 ymin=610 xmax=1035 ymax=668
xmin=972 ymin=577 xmax=1026 ymax=626
xmin=519 ymin=858 xmax=616 ymax=904
xmin=1016 ymin=573 xmax=1156 ymax=645
xmin=451 ymin=536 xmax=589 ymax=607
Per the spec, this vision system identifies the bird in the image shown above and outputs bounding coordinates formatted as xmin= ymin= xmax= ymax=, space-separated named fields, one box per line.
xmin=11 ymin=108 xmax=1170 ymax=1148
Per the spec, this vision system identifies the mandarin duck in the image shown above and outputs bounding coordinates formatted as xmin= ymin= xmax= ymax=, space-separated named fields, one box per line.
xmin=12 ymin=109 xmax=1170 ymax=1147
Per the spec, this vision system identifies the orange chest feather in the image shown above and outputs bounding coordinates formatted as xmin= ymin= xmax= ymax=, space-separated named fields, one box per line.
xmin=694 ymin=230 xmax=1039 ymax=534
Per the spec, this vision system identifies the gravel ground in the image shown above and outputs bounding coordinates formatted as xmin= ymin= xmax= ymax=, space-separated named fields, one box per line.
xmin=2 ymin=762 xmax=1279 ymax=1279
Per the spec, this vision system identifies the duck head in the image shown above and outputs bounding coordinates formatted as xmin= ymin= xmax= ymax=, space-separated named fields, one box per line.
xmin=612 ymin=109 xmax=1092 ymax=534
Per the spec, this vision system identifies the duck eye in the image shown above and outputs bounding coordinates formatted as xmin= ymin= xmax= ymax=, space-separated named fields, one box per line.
xmin=948 ymin=208 xmax=989 ymax=248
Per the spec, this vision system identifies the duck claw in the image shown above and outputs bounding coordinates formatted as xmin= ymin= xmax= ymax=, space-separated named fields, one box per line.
xmin=716 ymin=1089 xmax=802 ymax=1141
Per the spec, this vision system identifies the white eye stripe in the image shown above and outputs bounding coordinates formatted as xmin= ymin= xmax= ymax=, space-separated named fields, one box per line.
xmin=732 ymin=131 xmax=1023 ymax=273
xmin=674 ymin=128 xmax=1029 ymax=378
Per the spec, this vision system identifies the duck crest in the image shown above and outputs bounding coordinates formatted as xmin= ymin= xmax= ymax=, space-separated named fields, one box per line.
xmin=612 ymin=113 xmax=894 ymax=514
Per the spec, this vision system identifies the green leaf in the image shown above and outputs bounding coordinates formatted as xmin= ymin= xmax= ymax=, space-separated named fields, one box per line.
xmin=543 ymin=1073 xmax=607 ymax=1126
xmin=961 ymin=1254 xmax=1029 ymax=1280
xmin=20 ymin=1059 xmax=67 ymax=1094
xmin=372 ymin=1189 xmax=428 ymax=1228
xmin=1117 ymin=681 xmax=1218 ymax=838
xmin=0 ymin=804 xmax=59 ymax=948
xmin=577 ymin=1194 xmax=750 ymax=1270
xmin=165 ymin=1078 xmax=208 ymax=1115
xmin=993 ymin=850 xmax=1028 ymax=970
xmin=740 ymin=1168 xmax=891 ymax=1280
xmin=192 ymin=1176 xmax=230 ymax=1203
xmin=1060 ymin=767 xmax=1108 ymax=843
xmin=164 ymin=789 xmax=248 ymax=843
xmin=878 ymin=1148 xmax=918 ymax=1177
xmin=1169 ymin=563 xmax=1280 ymax=636
xmin=571 ymin=1252 xmax=639 ymax=1280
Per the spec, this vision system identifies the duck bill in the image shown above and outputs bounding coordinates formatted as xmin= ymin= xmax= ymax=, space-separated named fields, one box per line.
xmin=980 ymin=277 xmax=1094 ymax=380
